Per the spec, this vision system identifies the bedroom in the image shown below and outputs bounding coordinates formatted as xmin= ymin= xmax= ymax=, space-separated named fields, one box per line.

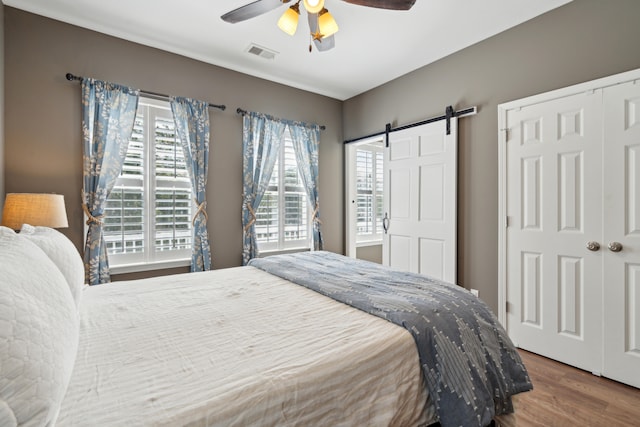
xmin=1 ymin=0 xmax=640 ymax=425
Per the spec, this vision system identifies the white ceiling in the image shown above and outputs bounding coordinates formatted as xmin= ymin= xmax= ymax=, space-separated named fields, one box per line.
xmin=4 ymin=0 xmax=571 ymax=100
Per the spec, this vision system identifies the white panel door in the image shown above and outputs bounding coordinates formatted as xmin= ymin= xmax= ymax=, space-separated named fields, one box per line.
xmin=505 ymin=91 xmax=604 ymax=373
xmin=603 ymin=81 xmax=640 ymax=388
xmin=383 ymin=119 xmax=457 ymax=283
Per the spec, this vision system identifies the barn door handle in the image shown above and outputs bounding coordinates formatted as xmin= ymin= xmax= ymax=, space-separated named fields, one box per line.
xmin=382 ymin=213 xmax=389 ymax=234
xmin=608 ymin=242 xmax=623 ymax=252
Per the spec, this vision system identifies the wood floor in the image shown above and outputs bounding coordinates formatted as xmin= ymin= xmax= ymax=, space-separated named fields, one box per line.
xmin=494 ymin=350 xmax=640 ymax=426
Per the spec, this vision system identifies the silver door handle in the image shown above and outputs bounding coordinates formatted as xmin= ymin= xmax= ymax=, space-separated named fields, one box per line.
xmin=382 ymin=213 xmax=389 ymax=234
xmin=608 ymin=242 xmax=623 ymax=252
xmin=586 ymin=241 xmax=600 ymax=251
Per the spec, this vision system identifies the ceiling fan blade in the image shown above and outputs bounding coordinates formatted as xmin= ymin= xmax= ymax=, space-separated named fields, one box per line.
xmin=221 ymin=0 xmax=290 ymax=23
xmin=340 ymin=0 xmax=416 ymax=10
xmin=313 ymin=35 xmax=335 ymax=52
xmin=308 ymin=13 xmax=335 ymax=52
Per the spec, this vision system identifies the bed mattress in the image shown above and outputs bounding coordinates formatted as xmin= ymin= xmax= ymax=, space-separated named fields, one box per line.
xmin=57 ymin=266 xmax=435 ymax=426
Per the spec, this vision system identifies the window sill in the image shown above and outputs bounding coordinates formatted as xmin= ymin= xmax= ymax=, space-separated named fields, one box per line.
xmin=258 ymin=247 xmax=311 ymax=258
xmin=109 ymin=258 xmax=191 ymax=275
xmin=356 ymin=240 xmax=382 ymax=248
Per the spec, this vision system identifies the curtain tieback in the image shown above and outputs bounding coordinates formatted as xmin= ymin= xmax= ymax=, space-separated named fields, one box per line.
xmin=82 ymin=204 xmax=104 ymax=225
xmin=244 ymin=202 xmax=257 ymax=233
xmin=192 ymin=199 xmax=208 ymax=226
xmin=311 ymin=201 xmax=322 ymax=225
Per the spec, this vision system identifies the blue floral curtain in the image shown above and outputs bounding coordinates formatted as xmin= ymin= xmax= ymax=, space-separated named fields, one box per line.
xmin=170 ymin=96 xmax=212 ymax=272
xmin=81 ymin=78 xmax=139 ymax=285
xmin=289 ymin=123 xmax=324 ymax=250
xmin=241 ymin=112 xmax=286 ymax=265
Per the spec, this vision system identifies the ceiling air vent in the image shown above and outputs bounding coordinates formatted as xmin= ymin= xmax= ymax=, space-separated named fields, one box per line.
xmin=246 ymin=43 xmax=278 ymax=60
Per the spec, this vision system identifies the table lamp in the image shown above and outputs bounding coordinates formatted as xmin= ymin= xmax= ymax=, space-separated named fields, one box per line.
xmin=1 ymin=193 xmax=69 ymax=231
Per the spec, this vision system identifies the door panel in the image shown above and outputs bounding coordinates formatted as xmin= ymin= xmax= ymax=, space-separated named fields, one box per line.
xmin=603 ymin=81 xmax=640 ymax=388
xmin=383 ymin=119 xmax=457 ymax=283
xmin=506 ymin=91 xmax=603 ymax=373
xmin=418 ymin=238 xmax=444 ymax=279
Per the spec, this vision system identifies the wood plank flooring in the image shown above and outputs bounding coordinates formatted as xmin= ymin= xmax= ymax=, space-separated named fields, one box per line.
xmin=494 ymin=350 xmax=640 ymax=426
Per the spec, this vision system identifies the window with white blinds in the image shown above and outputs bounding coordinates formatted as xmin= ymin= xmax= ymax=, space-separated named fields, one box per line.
xmin=103 ymin=97 xmax=192 ymax=269
xmin=356 ymin=144 xmax=383 ymax=243
xmin=255 ymin=128 xmax=310 ymax=252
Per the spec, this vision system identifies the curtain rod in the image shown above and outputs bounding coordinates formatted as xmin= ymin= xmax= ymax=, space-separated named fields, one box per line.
xmin=343 ymin=105 xmax=477 ymax=145
xmin=236 ymin=108 xmax=326 ymax=131
xmin=65 ymin=73 xmax=226 ymax=111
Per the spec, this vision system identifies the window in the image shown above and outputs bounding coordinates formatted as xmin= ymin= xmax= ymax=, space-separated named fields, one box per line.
xmin=355 ymin=143 xmax=384 ymax=243
xmin=254 ymin=128 xmax=310 ymax=252
xmin=103 ymin=97 xmax=192 ymax=270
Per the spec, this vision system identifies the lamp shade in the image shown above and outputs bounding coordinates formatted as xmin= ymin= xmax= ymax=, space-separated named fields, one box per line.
xmin=277 ymin=5 xmax=300 ymax=36
xmin=1 ymin=193 xmax=69 ymax=230
xmin=318 ymin=8 xmax=339 ymax=37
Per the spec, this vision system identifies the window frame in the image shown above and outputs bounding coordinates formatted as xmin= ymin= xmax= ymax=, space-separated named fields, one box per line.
xmin=97 ymin=97 xmax=193 ymax=274
xmin=255 ymin=128 xmax=312 ymax=254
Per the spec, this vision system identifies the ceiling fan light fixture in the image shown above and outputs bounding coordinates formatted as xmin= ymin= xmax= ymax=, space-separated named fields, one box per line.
xmin=318 ymin=8 xmax=338 ymax=38
xmin=303 ymin=0 xmax=325 ymax=14
xmin=277 ymin=2 xmax=301 ymax=36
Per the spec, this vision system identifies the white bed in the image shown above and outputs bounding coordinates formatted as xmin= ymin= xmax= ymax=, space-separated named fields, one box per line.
xmin=57 ymin=267 xmax=434 ymax=426
xmin=1 ymin=226 xmax=531 ymax=427
xmin=0 ymin=225 xmax=435 ymax=427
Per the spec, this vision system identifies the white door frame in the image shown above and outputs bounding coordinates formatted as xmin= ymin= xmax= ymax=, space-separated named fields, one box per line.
xmin=497 ymin=67 xmax=640 ymax=326
xmin=345 ymin=135 xmax=385 ymax=258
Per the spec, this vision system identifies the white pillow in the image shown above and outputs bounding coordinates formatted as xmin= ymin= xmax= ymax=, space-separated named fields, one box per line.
xmin=20 ymin=224 xmax=85 ymax=307
xmin=0 ymin=226 xmax=79 ymax=427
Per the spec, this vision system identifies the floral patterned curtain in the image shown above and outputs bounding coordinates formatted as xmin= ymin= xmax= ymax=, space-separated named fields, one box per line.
xmin=81 ymin=78 xmax=139 ymax=285
xmin=170 ymin=96 xmax=212 ymax=271
xmin=289 ymin=123 xmax=323 ymax=251
xmin=241 ymin=112 xmax=286 ymax=265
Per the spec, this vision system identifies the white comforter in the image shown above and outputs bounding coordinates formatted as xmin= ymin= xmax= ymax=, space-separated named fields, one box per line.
xmin=57 ymin=266 xmax=434 ymax=426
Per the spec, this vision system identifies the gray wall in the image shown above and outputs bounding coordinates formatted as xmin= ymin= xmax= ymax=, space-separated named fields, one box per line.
xmin=6 ymin=2 xmax=640 ymax=313
xmin=356 ymin=244 xmax=382 ymax=264
xmin=343 ymin=0 xmax=640 ymax=313
xmin=3 ymin=8 xmax=344 ymax=277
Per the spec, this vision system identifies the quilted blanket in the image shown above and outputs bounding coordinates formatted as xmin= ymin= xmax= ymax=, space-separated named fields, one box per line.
xmin=249 ymin=251 xmax=532 ymax=427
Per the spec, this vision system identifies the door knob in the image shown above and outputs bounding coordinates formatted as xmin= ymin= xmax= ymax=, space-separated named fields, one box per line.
xmin=608 ymin=242 xmax=623 ymax=252
xmin=586 ymin=241 xmax=600 ymax=251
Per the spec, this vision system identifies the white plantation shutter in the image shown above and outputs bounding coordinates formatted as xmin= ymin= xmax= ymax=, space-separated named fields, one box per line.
xmin=255 ymin=128 xmax=310 ymax=251
xmin=153 ymin=110 xmax=192 ymax=254
xmin=356 ymin=145 xmax=383 ymax=243
xmin=104 ymin=113 xmax=145 ymax=256
xmin=104 ymin=98 xmax=192 ymax=268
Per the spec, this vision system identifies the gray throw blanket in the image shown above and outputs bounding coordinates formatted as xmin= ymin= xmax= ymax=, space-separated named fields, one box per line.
xmin=249 ymin=251 xmax=532 ymax=427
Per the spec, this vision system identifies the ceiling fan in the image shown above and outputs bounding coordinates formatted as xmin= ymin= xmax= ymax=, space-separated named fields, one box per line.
xmin=221 ymin=0 xmax=416 ymax=52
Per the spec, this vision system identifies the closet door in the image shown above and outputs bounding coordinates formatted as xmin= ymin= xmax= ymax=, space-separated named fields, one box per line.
xmin=383 ymin=119 xmax=457 ymax=282
xmin=505 ymin=91 xmax=603 ymax=373
xmin=603 ymin=81 xmax=640 ymax=389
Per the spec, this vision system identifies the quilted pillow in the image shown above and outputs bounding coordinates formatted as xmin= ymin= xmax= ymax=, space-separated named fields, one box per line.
xmin=20 ymin=224 xmax=85 ymax=307
xmin=0 ymin=226 xmax=79 ymax=427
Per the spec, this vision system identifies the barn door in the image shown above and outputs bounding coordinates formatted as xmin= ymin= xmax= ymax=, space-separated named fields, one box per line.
xmin=382 ymin=118 xmax=457 ymax=283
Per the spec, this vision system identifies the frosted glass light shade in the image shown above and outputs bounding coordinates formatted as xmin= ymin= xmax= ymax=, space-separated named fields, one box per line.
xmin=303 ymin=0 xmax=325 ymax=13
xmin=318 ymin=9 xmax=339 ymax=37
xmin=1 ymin=193 xmax=69 ymax=230
xmin=277 ymin=6 xmax=300 ymax=36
